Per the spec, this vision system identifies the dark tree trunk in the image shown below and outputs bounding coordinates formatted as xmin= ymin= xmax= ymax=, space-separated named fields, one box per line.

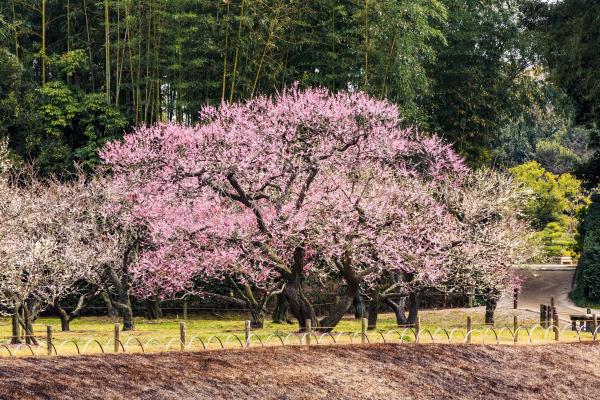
xmin=406 ymin=291 xmax=420 ymax=326
xmin=272 ymin=292 xmax=291 ymax=324
xmin=54 ymin=292 xmax=96 ymax=332
xmin=56 ymin=307 xmax=71 ymax=332
xmin=485 ymin=296 xmax=498 ymax=325
xmin=383 ymin=296 xmax=408 ymax=326
xmin=353 ymin=290 xmax=367 ymax=319
xmin=367 ymin=292 xmax=379 ymax=330
xmin=145 ymin=299 xmax=162 ymax=320
xmin=101 ymin=292 xmax=119 ymax=317
xmin=21 ymin=305 xmax=39 ymax=346
xmin=250 ymin=309 xmax=264 ymax=329
xmin=318 ymin=294 xmax=356 ymax=331
xmin=282 ymin=248 xmax=317 ymax=330
xmin=317 ymin=259 xmax=361 ymax=332
xmin=282 ymin=248 xmax=360 ymax=332
xmin=11 ymin=307 xmax=21 ymax=344
xmin=283 ymin=279 xmax=316 ymax=331
xmin=104 ymin=253 xmax=136 ymax=331
xmin=119 ymin=301 xmax=135 ymax=331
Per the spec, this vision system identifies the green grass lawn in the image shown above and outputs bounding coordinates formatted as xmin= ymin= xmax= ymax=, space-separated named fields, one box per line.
xmin=0 ymin=307 xmax=595 ymax=357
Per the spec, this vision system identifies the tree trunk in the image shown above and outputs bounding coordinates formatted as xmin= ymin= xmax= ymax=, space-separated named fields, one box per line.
xmin=250 ymin=309 xmax=264 ymax=329
xmin=317 ymin=261 xmax=361 ymax=332
xmin=406 ymin=291 xmax=420 ymax=326
xmin=121 ymin=304 xmax=135 ymax=331
xmin=272 ymin=292 xmax=291 ymax=324
xmin=383 ymin=296 xmax=408 ymax=326
xmin=101 ymin=292 xmax=119 ymax=317
xmin=485 ymin=296 xmax=498 ymax=325
xmin=55 ymin=306 xmax=71 ymax=332
xmin=21 ymin=305 xmax=39 ymax=346
xmin=352 ymin=290 xmax=367 ymax=319
xmin=145 ymin=299 xmax=162 ymax=320
xmin=11 ymin=307 xmax=21 ymax=345
xmin=367 ymin=292 xmax=379 ymax=330
xmin=283 ymin=279 xmax=316 ymax=331
xmin=318 ymin=294 xmax=356 ymax=332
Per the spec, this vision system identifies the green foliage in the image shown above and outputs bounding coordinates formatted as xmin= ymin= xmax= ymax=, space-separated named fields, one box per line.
xmin=510 ymin=161 xmax=588 ymax=258
xmin=0 ymin=48 xmax=22 ymax=137
xmin=524 ymin=0 xmax=600 ymax=127
xmin=28 ymin=82 xmax=127 ymax=174
xmin=51 ymin=49 xmax=89 ymax=79
xmin=524 ymin=0 xmax=600 ymax=186
xmin=574 ymin=193 xmax=600 ymax=301
xmin=536 ymin=222 xmax=577 ymax=258
xmin=534 ymin=139 xmax=579 ymax=175
xmin=423 ymin=0 xmax=528 ymax=165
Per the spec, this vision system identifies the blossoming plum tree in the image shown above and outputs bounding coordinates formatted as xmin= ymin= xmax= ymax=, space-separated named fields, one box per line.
xmin=102 ymin=87 xmax=467 ymax=331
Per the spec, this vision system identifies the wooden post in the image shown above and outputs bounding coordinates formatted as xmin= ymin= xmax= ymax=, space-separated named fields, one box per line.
xmin=540 ymin=304 xmax=546 ymax=328
xmin=245 ymin=320 xmax=251 ymax=348
xmin=183 ymin=300 xmax=188 ymax=321
xmin=466 ymin=316 xmax=472 ymax=344
xmin=550 ymin=297 xmax=556 ymax=327
xmin=467 ymin=288 xmax=474 ymax=308
xmin=513 ymin=316 xmax=518 ymax=344
xmin=180 ymin=322 xmax=186 ymax=351
xmin=46 ymin=326 xmax=53 ymax=356
xmin=305 ymin=319 xmax=312 ymax=346
xmin=415 ymin=316 xmax=421 ymax=344
xmin=592 ymin=314 xmax=598 ymax=338
xmin=513 ymin=288 xmax=518 ymax=309
xmin=114 ymin=323 xmax=120 ymax=353
xmin=553 ymin=312 xmax=560 ymax=341
xmin=361 ymin=318 xmax=367 ymax=344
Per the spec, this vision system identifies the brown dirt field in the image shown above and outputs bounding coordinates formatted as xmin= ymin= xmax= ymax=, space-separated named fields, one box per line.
xmin=0 ymin=343 xmax=598 ymax=400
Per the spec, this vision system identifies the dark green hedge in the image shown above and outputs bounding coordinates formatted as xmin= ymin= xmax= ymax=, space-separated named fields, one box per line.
xmin=576 ymin=193 xmax=600 ymax=301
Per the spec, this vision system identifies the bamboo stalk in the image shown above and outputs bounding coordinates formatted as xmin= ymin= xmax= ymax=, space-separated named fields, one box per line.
xmin=105 ymin=0 xmax=111 ymax=104
xmin=41 ymin=0 xmax=46 ymax=85
xmin=229 ymin=0 xmax=245 ymax=104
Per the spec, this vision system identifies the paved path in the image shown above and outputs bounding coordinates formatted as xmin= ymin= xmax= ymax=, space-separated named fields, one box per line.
xmin=499 ymin=266 xmax=598 ymax=319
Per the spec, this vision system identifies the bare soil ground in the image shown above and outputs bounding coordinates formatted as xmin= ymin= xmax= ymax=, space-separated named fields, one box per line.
xmin=0 ymin=343 xmax=599 ymax=400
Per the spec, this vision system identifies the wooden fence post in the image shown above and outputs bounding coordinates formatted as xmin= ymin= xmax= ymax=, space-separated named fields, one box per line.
xmin=513 ymin=288 xmax=518 ymax=309
xmin=180 ymin=322 xmax=186 ymax=351
xmin=305 ymin=319 xmax=312 ymax=346
xmin=114 ymin=323 xmax=120 ymax=353
xmin=513 ymin=316 xmax=518 ymax=344
xmin=46 ymin=326 xmax=53 ymax=356
xmin=553 ymin=312 xmax=560 ymax=341
xmin=245 ymin=320 xmax=251 ymax=348
xmin=467 ymin=288 xmax=474 ymax=308
xmin=549 ymin=297 xmax=556 ymax=330
xmin=466 ymin=316 xmax=472 ymax=344
xmin=361 ymin=318 xmax=367 ymax=344
xmin=540 ymin=304 xmax=548 ymax=328
xmin=592 ymin=314 xmax=597 ymax=338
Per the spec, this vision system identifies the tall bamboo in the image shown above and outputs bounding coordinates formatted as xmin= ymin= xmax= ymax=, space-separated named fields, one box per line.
xmin=221 ymin=0 xmax=231 ymax=103
xmin=105 ymin=0 xmax=111 ymax=104
xmin=229 ymin=0 xmax=245 ymax=104
xmin=363 ymin=0 xmax=369 ymax=89
xmin=83 ymin=0 xmax=95 ymax=90
xmin=41 ymin=0 xmax=46 ymax=85
xmin=11 ymin=1 xmax=19 ymax=60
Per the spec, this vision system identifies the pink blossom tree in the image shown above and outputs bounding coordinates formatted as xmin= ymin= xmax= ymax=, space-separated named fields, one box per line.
xmin=102 ymin=86 xmax=466 ymax=331
xmin=440 ymin=169 xmax=540 ymax=323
